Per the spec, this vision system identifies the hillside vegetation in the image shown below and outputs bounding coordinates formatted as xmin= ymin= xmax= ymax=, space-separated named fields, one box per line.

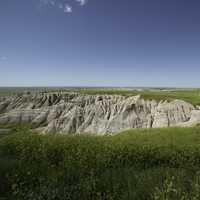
xmin=1 ymin=127 xmax=200 ymax=199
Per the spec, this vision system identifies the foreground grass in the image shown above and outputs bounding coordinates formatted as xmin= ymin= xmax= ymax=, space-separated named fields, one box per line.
xmin=1 ymin=127 xmax=200 ymax=199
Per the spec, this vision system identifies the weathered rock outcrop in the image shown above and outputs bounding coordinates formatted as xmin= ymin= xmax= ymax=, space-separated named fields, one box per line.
xmin=0 ymin=93 xmax=199 ymax=134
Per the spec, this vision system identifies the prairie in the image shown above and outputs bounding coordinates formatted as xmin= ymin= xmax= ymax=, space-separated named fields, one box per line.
xmin=1 ymin=88 xmax=200 ymax=199
xmin=1 ymin=126 xmax=200 ymax=199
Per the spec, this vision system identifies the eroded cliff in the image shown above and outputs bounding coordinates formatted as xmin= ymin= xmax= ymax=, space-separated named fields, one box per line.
xmin=0 ymin=93 xmax=200 ymax=134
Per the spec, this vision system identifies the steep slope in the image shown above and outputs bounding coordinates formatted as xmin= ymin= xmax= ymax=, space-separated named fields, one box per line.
xmin=0 ymin=93 xmax=199 ymax=134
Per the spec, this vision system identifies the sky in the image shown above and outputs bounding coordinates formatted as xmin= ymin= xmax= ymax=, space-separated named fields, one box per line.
xmin=0 ymin=0 xmax=200 ymax=87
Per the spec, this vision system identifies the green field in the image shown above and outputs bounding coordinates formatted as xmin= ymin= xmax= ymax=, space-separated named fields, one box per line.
xmin=1 ymin=88 xmax=200 ymax=199
xmin=74 ymin=88 xmax=200 ymax=105
xmin=1 ymin=127 xmax=200 ymax=199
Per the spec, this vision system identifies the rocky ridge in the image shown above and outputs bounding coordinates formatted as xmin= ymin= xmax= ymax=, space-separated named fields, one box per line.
xmin=0 ymin=92 xmax=200 ymax=134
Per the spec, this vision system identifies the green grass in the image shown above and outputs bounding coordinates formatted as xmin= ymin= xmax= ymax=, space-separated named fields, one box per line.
xmin=0 ymin=91 xmax=16 ymax=97
xmin=74 ymin=88 xmax=200 ymax=105
xmin=1 ymin=127 xmax=200 ymax=199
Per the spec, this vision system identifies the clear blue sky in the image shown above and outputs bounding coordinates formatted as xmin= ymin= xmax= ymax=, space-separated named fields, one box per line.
xmin=0 ymin=0 xmax=200 ymax=87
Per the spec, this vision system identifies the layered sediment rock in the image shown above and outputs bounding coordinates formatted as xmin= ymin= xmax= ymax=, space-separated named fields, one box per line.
xmin=0 ymin=93 xmax=199 ymax=134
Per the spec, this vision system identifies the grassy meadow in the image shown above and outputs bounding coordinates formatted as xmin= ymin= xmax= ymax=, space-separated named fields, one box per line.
xmin=74 ymin=88 xmax=200 ymax=105
xmin=1 ymin=127 xmax=200 ymax=199
xmin=1 ymin=88 xmax=200 ymax=199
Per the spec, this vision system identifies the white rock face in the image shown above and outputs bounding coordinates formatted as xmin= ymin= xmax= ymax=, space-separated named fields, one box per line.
xmin=0 ymin=93 xmax=199 ymax=134
xmin=152 ymin=100 xmax=194 ymax=128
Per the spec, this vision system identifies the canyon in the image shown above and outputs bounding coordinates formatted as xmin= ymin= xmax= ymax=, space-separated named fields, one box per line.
xmin=0 ymin=92 xmax=200 ymax=134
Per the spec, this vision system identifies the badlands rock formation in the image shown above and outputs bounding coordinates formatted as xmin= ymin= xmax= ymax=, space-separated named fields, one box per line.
xmin=0 ymin=93 xmax=200 ymax=134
